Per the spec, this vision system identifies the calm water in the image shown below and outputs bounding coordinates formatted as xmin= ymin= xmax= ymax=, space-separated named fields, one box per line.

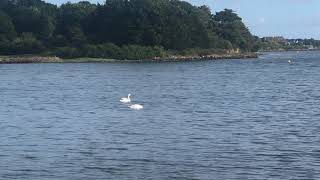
xmin=0 ymin=51 xmax=320 ymax=179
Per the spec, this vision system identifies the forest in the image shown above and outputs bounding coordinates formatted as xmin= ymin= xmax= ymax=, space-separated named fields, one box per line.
xmin=0 ymin=0 xmax=276 ymax=59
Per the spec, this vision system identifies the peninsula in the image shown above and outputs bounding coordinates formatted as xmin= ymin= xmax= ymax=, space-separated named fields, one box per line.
xmin=0 ymin=0 xmax=280 ymax=62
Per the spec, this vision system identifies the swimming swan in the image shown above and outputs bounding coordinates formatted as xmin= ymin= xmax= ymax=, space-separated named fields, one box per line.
xmin=129 ymin=104 xmax=144 ymax=110
xmin=120 ymin=94 xmax=131 ymax=103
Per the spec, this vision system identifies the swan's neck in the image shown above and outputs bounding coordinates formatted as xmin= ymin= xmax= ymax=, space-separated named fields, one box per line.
xmin=128 ymin=95 xmax=131 ymax=99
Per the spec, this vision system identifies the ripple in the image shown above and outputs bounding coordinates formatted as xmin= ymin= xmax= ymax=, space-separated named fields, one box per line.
xmin=0 ymin=52 xmax=320 ymax=179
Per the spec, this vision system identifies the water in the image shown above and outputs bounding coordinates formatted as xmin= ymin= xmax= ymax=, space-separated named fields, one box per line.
xmin=0 ymin=51 xmax=320 ymax=179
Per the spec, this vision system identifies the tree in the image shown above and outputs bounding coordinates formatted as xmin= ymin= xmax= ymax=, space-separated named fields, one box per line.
xmin=87 ymin=0 xmax=218 ymax=50
xmin=0 ymin=11 xmax=17 ymax=41
xmin=0 ymin=0 xmax=260 ymax=58
xmin=214 ymin=9 xmax=255 ymax=51
xmin=7 ymin=33 xmax=44 ymax=54
xmin=8 ymin=0 xmax=57 ymax=40
xmin=55 ymin=1 xmax=96 ymax=46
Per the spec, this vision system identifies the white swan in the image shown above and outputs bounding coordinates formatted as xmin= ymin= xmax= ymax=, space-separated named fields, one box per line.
xmin=288 ymin=60 xmax=292 ymax=64
xmin=129 ymin=104 xmax=144 ymax=110
xmin=120 ymin=94 xmax=131 ymax=103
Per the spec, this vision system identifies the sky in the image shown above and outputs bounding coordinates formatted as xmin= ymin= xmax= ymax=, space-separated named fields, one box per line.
xmin=46 ymin=0 xmax=320 ymax=39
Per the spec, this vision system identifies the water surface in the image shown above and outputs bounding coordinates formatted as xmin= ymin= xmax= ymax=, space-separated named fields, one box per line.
xmin=0 ymin=51 xmax=320 ymax=179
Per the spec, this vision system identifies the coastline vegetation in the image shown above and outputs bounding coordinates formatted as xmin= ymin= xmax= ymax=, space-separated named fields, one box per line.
xmin=0 ymin=0 xmax=259 ymax=61
xmin=257 ymin=37 xmax=320 ymax=52
xmin=2 ymin=0 xmax=318 ymax=62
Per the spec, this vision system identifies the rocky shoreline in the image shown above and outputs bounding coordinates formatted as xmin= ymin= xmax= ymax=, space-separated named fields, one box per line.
xmin=159 ymin=53 xmax=258 ymax=62
xmin=0 ymin=56 xmax=62 ymax=64
xmin=0 ymin=53 xmax=258 ymax=64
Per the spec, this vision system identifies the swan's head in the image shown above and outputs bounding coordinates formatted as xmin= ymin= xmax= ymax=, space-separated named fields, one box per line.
xmin=128 ymin=94 xmax=131 ymax=97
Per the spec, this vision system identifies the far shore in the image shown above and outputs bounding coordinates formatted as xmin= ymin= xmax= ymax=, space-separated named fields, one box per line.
xmin=259 ymin=48 xmax=320 ymax=53
xmin=0 ymin=53 xmax=258 ymax=64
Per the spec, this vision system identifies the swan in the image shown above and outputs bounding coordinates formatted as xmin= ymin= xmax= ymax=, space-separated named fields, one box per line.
xmin=288 ymin=60 xmax=292 ymax=64
xmin=129 ymin=104 xmax=144 ymax=110
xmin=120 ymin=94 xmax=131 ymax=103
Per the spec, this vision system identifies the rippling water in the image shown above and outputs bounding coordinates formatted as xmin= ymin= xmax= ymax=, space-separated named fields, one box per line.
xmin=0 ymin=51 xmax=320 ymax=179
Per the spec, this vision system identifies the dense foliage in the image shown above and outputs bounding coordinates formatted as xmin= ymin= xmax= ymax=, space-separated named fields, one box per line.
xmin=0 ymin=0 xmax=257 ymax=59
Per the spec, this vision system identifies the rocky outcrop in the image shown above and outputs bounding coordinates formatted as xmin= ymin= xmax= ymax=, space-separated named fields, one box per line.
xmin=0 ymin=56 xmax=62 ymax=64
xmin=154 ymin=53 xmax=258 ymax=62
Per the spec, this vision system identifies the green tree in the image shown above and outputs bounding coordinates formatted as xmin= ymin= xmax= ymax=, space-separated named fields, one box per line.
xmin=214 ymin=9 xmax=255 ymax=51
xmin=55 ymin=1 xmax=96 ymax=46
xmin=9 ymin=3 xmax=56 ymax=39
xmin=0 ymin=11 xmax=17 ymax=41
xmin=9 ymin=33 xmax=44 ymax=54
xmin=0 ymin=0 xmax=260 ymax=58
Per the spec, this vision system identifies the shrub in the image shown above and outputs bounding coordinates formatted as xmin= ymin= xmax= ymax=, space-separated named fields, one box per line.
xmin=120 ymin=45 xmax=167 ymax=60
xmin=0 ymin=33 xmax=45 ymax=55
xmin=53 ymin=47 xmax=81 ymax=58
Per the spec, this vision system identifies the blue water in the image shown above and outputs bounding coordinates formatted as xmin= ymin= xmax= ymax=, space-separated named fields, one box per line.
xmin=0 ymin=51 xmax=320 ymax=179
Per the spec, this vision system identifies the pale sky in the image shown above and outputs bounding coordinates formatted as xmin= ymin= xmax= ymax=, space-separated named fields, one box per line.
xmin=45 ymin=0 xmax=320 ymax=39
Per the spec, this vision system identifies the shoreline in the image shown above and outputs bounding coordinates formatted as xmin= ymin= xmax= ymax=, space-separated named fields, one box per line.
xmin=0 ymin=53 xmax=258 ymax=64
xmin=259 ymin=48 xmax=320 ymax=53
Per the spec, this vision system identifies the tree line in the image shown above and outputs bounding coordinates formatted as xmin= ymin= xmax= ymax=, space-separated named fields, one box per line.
xmin=0 ymin=0 xmax=259 ymax=59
